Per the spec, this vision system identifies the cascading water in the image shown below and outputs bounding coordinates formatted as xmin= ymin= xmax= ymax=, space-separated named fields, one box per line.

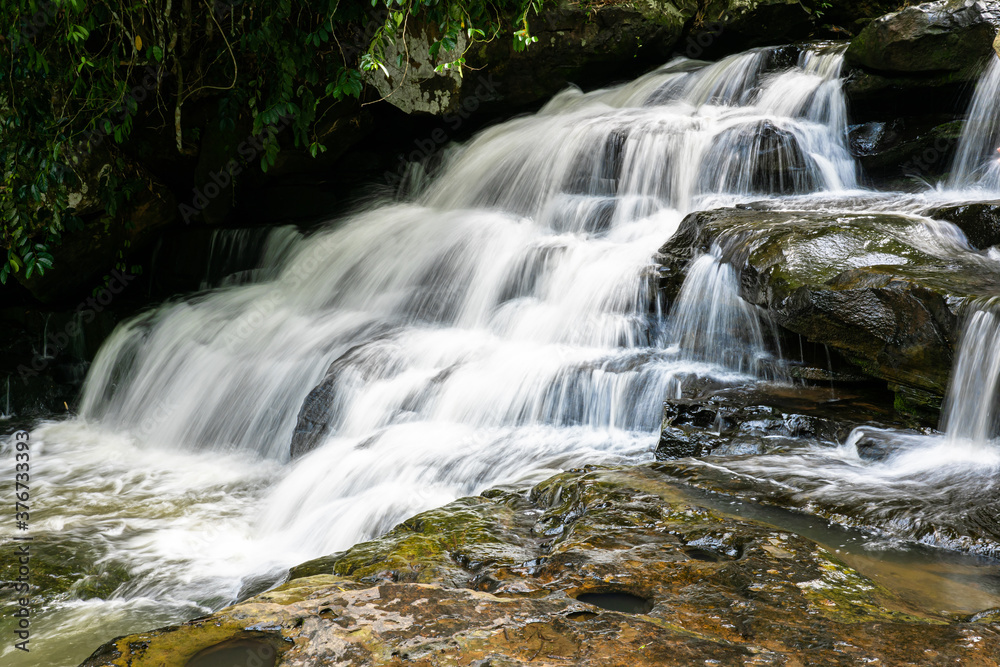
xmin=939 ymin=306 xmax=1000 ymax=443
xmin=950 ymin=55 xmax=1000 ymax=191
xmin=666 ymin=246 xmax=783 ymax=379
xmin=2 ymin=44 xmax=863 ymax=664
xmin=199 ymin=225 xmax=302 ymax=289
xmin=661 ymin=300 xmax=1000 ymax=558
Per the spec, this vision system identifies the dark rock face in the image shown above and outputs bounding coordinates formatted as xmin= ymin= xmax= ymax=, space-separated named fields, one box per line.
xmin=15 ymin=176 xmax=178 ymax=304
xmin=849 ymin=117 xmax=964 ymax=187
xmin=846 ymin=0 xmax=1000 ymax=73
xmin=81 ymin=466 xmax=1000 ymax=666
xmin=379 ymin=1 xmax=828 ymax=117
xmin=289 ymin=365 xmax=338 ymax=459
xmin=924 ymin=200 xmax=1000 ymax=249
xmin=655 ymin=382 xmax=900 ymax=460
xmin=842 ymin=1 xmax=1000 ymax=121
xmin=658 ymin=207 xmax=1000 ymax=402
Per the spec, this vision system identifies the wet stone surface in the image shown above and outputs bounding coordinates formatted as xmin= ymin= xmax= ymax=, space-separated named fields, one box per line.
xmin=655 ymin=381 xmax=903 ymax=461
xmin=657 ymin=206 xmax=1000 ymax=408
xmin=81 ymin=466 xmax=1000 ymax=666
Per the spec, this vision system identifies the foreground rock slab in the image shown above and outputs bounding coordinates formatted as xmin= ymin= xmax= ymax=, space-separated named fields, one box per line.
xmin=81 ymin=467 xmax=1000 ymax=666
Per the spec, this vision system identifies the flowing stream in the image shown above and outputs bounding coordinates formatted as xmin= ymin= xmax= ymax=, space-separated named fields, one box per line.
xmin=4 ymin=43 xmax=1000 ymax=665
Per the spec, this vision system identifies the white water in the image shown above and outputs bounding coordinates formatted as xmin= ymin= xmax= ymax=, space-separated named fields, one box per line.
xmin=950 ymin=55 xmax=1000 ymax=191
xmin=940 ymin=307 xmax=1000 ymax=443
xmin=0 ymin=43 xmax=947 ymax=665
xmin=200 ymin=225 xmax=303 ymax=289
xmin=667 ymin=247 xmax=783 ymax=379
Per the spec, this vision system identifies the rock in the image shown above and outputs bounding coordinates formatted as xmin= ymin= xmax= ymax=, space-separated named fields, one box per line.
xmin=850 ymin=425 xmax=928 ymax=461
xmin=923 ymin=200 xmax=1000 ymax=249
xmin=289 ymin=365 xmax=338 ymax=459
xmin=365 ymin=24 xmax=469 ymax=116
xmin=656 ymin=382 xmax=900 ymax=460
xmin=374 ymin=1 xmax=832 ymax=116
xmin=701 ymin=120 xmax=816 ymax=195
xmin=658 ymin=207 xmax=1000 ymax=403
xmin=846 ymin=0 xmax=1000 ymax=73
xmin=843 ymin=1 xmax=1000 ymax=121
xmin=289 ymin=340 xmax=408 ymax=459
xmin=0 ymin=305 xmax=126 ymax=417
xmin=81 ymin=466 xmax=1000 ymax=666
xmin=15 ymin=173 xmax=178 ymax=304
xmin=849 ymin=117 xmax=965 ymax=187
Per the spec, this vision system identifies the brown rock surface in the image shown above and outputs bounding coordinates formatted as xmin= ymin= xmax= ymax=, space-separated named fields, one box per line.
xmin=81 ymin=466 xmax=1000 ymax=666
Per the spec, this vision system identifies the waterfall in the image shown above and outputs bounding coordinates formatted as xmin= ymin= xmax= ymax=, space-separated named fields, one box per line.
xmin=939 ymin=306 xmax=1000 ymax=443
xmin=666 ymin=247 xmax=783 ymax=379
xmin=12 ymin=44 xmax=863 ymax=663
xmin=201 ymin=225 xmax=303 ymax=289
xmin=80 ymin=44 xmax=847 ymax=461
xmin=949 ymin=55 xmax=1000 ymax=191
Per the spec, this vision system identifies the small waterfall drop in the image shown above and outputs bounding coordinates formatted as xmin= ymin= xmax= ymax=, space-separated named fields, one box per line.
xmin=666 ymin=247 xmax=782 ymax=379
xmin=939 ymin=306 xmax=1000 ymax=443
xmin=201 ymin=225 xmax=302 ymax=289
xmin=949 ymin=55 xmax=1000 ymax=191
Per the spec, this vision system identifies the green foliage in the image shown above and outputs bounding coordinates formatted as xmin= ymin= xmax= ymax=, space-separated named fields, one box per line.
xmin=0 ymin=0 xmax=544 ymax=283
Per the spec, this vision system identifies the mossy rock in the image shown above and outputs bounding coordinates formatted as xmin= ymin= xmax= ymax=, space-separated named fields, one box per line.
xmin=657 ymin=206 xmax=1000 ymax=402
xmin=81 ymin=466 xmax=1000 ymax=666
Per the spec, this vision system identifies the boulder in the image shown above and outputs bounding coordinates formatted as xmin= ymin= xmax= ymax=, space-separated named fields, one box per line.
xmin=658 ymin=207 xmax=1000 ymax=402
xmin=843 ymin=1 xmax=1000 ymax=120
xmin=846 ymin=0 xmax=1000 ymax=73
xmin=923 ymin=200 xmax=1000 ymax=249
xmin=80 ymin=466 xmax=1000 ymax=666
xmin=289 ymin=365 xmax=338 ymax=459
xmin=656 ymin=382 xmax=900 ymax=460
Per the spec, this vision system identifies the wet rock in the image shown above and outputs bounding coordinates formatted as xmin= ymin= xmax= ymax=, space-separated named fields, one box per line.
xmin=658 ymin=207 xmax=1000 ymax=404
xmin=849 ymin=117 xmax=965 ymax=188
xmin=846 ymin=0 xmax=1000 ymax=73
xmin=843 ymin=1 xmax=1000 ymax=120
xmin=655 ymin=383 xmax=899 ymax=460
xmin=81 ymin=466 xmax=1000 ymax=666
xmin=700 ymin=120 xmax=816 ymax=195
xmin=924 ymin=200 xmax=1000 ymax=250
xmin=289 ymin=365 xmax=338 ymax=459
xmin=850 ymin=425 xmax=928 ymax=461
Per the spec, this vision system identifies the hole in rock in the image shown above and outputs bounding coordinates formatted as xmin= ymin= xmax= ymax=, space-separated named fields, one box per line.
xmin=565 ymin=611 xmax=600 ymax=621
xmin=186 ymin=639 xmax=277 ymax=667
xmin=683 ymin=546 xmax=729 ymax=562
xmin=575 ymin=592 xmax=654 ymax=614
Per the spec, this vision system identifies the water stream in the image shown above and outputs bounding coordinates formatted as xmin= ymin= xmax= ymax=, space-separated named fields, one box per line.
xmin=4 ymin=43 xmax=1000 ymax=665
